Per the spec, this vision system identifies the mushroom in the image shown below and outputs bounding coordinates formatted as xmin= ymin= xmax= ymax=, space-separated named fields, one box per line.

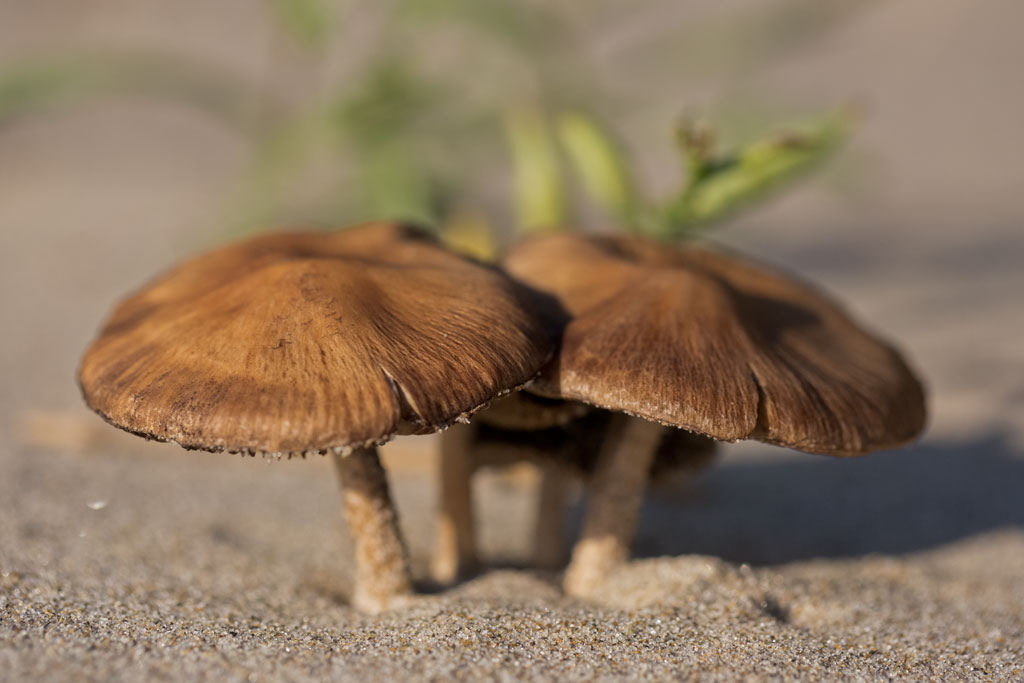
xmin=501 ymin=232 xmax=927 ymax=597
xmin=432 ymin=392 xmax=591 ymax=582
xmin=78 ymin=221 xmax=557 ymax=612
xmin=431 ymin=392 xmax=717 ymax=582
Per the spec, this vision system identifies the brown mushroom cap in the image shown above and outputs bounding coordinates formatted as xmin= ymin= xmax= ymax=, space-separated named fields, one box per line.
xmin=79 ymin=222 xmax=556 ymax=456
xmin=505 ymin=233 xmax=926 ymax=456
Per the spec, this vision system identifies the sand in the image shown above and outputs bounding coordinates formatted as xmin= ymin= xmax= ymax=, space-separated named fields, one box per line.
xmin=2 ymin=439 xmax=1023 ymax=681
xmin=3 ymin=0 xmax=1024 ymax=679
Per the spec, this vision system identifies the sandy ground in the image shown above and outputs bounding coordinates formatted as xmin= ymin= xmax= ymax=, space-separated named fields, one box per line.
xmin=2 ymin=441 xmax=1023 ymax=680
xmin=2 ymin=1 xmax=1024 ymax=680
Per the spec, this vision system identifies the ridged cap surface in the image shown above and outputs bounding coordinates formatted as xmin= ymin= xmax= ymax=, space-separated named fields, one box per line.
xmin=505 ymin=233 xmax=926 ymax=456
xmin=79 ymin=222 xmax=556 ymax=456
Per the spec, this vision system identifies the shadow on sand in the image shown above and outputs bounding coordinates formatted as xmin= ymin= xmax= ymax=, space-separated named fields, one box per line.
xmin=605 ymin=432 xmax=1024 ymax=565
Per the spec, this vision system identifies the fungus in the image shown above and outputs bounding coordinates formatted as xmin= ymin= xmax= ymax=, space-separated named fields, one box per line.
xmin=478 ymin=398 xmax=717 ymax=571
xmin=431 ymin=392 xmax=716 ymax=581
xmin=502 ymin=232 xmax=927 ymax=597
xmin=432 ymin=392 xmax=591 ymax=581
xmin=78 ymin=221 xmax=556 ymax=612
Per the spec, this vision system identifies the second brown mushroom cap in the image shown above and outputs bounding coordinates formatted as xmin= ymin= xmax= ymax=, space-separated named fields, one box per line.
xmin=506 ymin=232 xmax=926 ymax=455
xmin=499 ymin=232 xmax=927 ymax=596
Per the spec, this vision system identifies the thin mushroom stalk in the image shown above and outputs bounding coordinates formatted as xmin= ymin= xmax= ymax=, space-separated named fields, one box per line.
xmin=529 ymin=420 xmax=715 ymax=573
xmin=431 ymin=393 xmax=595 ymax=581
xmin=432 ymin=393 xmax=716 ymax=583
xmin=531 ymin=465 xmax=572 ymax=570
xmin=563 ymin=414 xmax=664 ymax=598
xmin=333 ymin=448 xmax=412 ymax=613
xmin=432 ymin=423 xmax=479 ymax=585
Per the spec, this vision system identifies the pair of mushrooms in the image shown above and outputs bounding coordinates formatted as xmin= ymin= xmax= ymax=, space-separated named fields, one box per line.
xmin=79 ymin=221 xmax=925 ymax=612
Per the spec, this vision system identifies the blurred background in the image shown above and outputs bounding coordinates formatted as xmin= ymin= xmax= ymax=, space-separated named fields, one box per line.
xmin=1 ymin=1 xmax=1023 ymax=571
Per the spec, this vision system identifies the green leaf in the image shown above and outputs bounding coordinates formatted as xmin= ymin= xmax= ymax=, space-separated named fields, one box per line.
xmin=361 ymin=142 xmax=441 ymax=225
xmin=440 ymin=213 xmax=499 ymax=261
xmin=504 ymin=108 xmax=566 ymax=233
xmin=328 ymin=61 xmax=440 ymax=146
xmin=663 ymin=111 xmax=852 ymax=237
xmin=556 ymin=111 xmax=640 ymax=229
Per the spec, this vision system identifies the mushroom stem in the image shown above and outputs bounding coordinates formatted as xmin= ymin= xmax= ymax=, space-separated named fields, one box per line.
xmin=332 ymin=447 xmax=413 ymax=613
xmin=563 ymin=415 xmax=663 ymax=598
xmin=532 ymin=465 xmax=571 ymax=569
xmin=432 ymin=423 xmax=479 ymax=585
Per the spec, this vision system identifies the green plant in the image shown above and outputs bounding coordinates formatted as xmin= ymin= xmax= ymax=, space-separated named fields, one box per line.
xmin=505 ymin=107 xmax=850 ymax=243
xmin=0 ymin=1 xmax=862 ymax=246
